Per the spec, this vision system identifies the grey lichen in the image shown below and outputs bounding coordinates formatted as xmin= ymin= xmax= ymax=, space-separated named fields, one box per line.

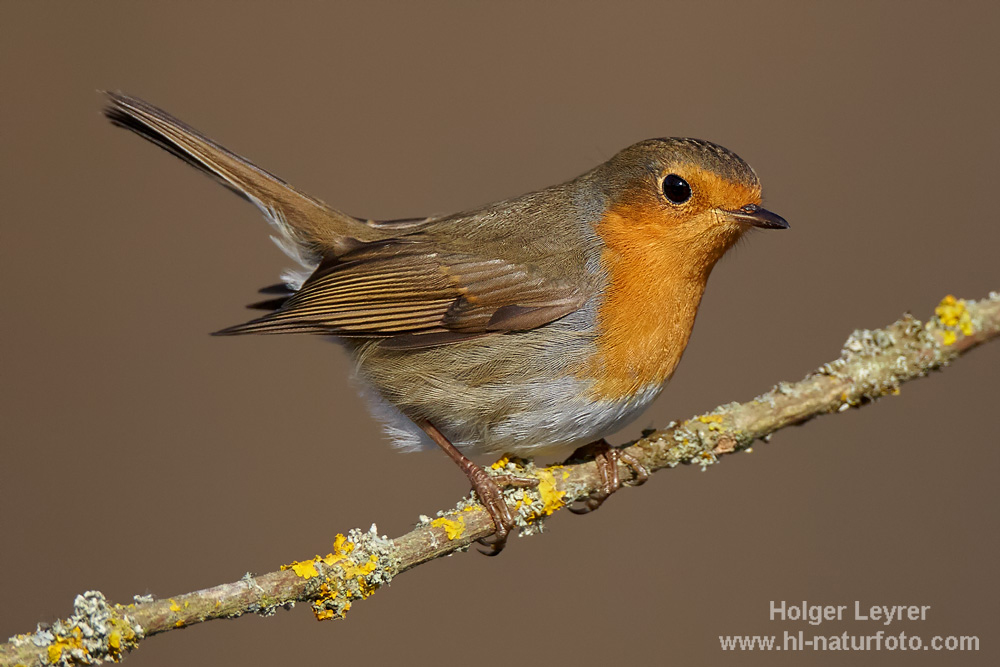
xmin=305 ymin=524 xmax=398 ymax=620
xmin=353 ymin=524 xmax=397 ymax=591
xmin=241 ymin=571 xmax=275 ymax=617
xmin=9 ymin=591 xmax=144 ymax=665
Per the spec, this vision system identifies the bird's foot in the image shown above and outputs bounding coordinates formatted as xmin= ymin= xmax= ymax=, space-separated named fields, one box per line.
xmin=465 ymin=464 xmax=538 ymax=556
xmin=417 ymin=419 xmax=538 ymax=555
xmin=566 ymin=439 xmax=649 ymax=514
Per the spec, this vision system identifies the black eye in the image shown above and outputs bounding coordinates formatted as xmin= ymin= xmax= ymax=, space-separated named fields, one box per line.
xmin=661 ymin=174 xmax=691 ymax=204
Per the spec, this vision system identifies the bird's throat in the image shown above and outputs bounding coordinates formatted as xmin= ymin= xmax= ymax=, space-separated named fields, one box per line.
xmin=582 ymin=204 xmax=715 ymax=401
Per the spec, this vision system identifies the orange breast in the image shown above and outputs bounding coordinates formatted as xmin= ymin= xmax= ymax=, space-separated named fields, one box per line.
xmin=579 ymin=199 xmax=712 ymax=401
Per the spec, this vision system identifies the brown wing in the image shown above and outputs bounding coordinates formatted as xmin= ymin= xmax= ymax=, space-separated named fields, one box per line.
xmin=214 ymin=240 xmax=587 ymax=348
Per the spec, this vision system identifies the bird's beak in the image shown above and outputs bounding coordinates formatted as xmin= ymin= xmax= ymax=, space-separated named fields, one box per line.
xmin=723 ymin=204 xmax=789 ymax=229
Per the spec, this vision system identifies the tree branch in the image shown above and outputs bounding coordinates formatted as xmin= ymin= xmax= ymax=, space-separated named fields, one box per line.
xmin=4 ymin=293 xmax=998 ymax=667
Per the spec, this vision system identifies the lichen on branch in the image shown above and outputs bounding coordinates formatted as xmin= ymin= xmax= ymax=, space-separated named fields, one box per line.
xmin=3 ymin=293 xmax=998 ymax=667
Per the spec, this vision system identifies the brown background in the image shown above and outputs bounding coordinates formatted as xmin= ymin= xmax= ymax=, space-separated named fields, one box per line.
xmin=2 ymin=2 xmax=998 ymax=666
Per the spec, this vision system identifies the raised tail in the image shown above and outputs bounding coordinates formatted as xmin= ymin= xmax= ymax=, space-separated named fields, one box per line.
xmin=103 ymin=92 xmax=389 ymax=285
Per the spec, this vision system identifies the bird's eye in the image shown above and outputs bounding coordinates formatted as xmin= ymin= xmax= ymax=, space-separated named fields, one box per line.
xmin=661 ymin=174 xmax=692 ymax=204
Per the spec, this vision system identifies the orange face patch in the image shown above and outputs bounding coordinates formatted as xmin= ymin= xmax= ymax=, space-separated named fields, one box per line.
xmin=680 ymin=164 xmax=762 ymax=215
xmin=579 ymin=173 xmax=758 ymax=400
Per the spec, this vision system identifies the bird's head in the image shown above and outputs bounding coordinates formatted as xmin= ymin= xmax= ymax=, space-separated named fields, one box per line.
xmin=593 ymin=138 xmax=787 ymax=279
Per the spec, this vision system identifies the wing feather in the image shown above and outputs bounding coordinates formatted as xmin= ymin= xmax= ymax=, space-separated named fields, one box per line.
xmin=216 ymin=241 xmax=587 ymax=345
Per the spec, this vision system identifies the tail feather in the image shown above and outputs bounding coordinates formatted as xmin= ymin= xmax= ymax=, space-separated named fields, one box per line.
xmin=103 ymin=92 xmax=389 ymax=276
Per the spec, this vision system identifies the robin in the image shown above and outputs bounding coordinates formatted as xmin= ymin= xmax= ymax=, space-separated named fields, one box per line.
xmin=104 ymin=92 xmax=787 ymax=553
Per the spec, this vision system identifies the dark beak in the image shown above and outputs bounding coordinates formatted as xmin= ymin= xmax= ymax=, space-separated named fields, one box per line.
xmin=725 ymin=204 xmax=789 ymax=229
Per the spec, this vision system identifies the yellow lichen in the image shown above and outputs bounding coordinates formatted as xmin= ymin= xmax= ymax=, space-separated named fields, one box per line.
xmin=283 ymin=534 xmax=359 ymax=580
xmin=351 ymin=556 xmax=381 ymax=598
xmin=105 ymin=615 xmax=139 ymax=660
xmin=313 ymin=582 xmax=335 ymax=616
xmin=431 ymin=515 xmax=466 ymax=540
xmin=697 ymin=414 xmax=724 ymax=431
xmin=490 ymin=455 xmax=510 ymax=470
xmin=342 ymin=555 xmax=378 ymax=579
xmin=332 ymin=533 xmax=354 ymax=555
xmin=935 ymin=295 xmax=974 ymax=345
xmin=536 ymin=468 xmax=566 ymax=515
xmin=283 ymin=533 xmax=385 ymax=622
xmin=168 ymin=599 xmax=181 ymax=612
xmin=45 ymin=629 xmax=85 ymax=664
xmin=286 ymin=560 xmax=320 ymax=579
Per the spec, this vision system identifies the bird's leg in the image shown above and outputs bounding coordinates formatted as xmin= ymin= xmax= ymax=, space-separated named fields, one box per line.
xmin=566 ymin=439 xmax=649 ymax=514
xmin=416 ymin=419 xmax=538 ymax=555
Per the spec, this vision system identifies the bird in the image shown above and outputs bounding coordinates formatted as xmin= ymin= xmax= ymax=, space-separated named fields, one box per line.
xmin=103 ymin=92 xmax=788 ymax=553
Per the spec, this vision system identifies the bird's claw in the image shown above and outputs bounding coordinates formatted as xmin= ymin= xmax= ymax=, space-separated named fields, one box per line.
xmin=566 ymin=439 xmax=649 ymax=514
xmin=466 ymin=467 xmax=538 ymax=555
